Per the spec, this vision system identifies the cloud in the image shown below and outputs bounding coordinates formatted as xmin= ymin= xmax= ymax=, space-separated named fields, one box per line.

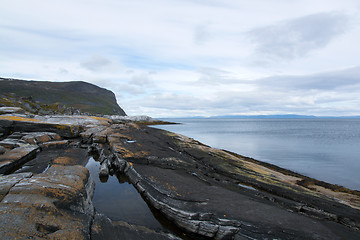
xmin=122 ymin=65 xmax=360 ymax=117
xmin=197 ymin=67 xmax=238 ymax=85
xmin=194 ymin=23 xmax=212 ymax=45
xmin=2 ymin=1 xmax=360 ymax=117
xmin=129 ymin=72 xmax=155 ymax=87
xmin=258 ymin=66 xmax=360 ymax=90
xmin=81 ymin=55 xmax=111 ymax=71
xmin=248 ymin=12 xmax=350 ymax=61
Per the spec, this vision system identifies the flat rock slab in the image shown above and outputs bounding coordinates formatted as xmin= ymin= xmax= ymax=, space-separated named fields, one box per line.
xmin=130 ymin=164 xmax=360 ymax=239
xmin=0 ymin=115 xmax=112 ymax=138
xmin=0 ymin=139 xmax=20 ymax=149
xmin=14 ymin=148 xmax=88 ymax=174
xmin=0 ymin=116 xmax=80 ymax=138
xmin=0 ymin=172 xmax=33 ymax=201
xmin=0 ymin=165 xmax=94 ymax=239
xmin=39 ymin=140 xmax=69 ymax=149
xmin=0 ymin=145 xmax=39 ymax=174
xmin=92 ymin=213 xmax=180 ymax=240
xmin=0 ymin=205 xmax=92 ymax=239
xmin=102 ymin=124 xmax=360 ymax=239
xmin=21 ymin=132 xmax=62 ymax=144
xmin=0 ymin=107 xmax=24 ymax=114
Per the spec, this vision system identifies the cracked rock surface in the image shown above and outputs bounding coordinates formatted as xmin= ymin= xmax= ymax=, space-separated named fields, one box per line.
xmin=0 ymin=114 xmax=359 ymax=239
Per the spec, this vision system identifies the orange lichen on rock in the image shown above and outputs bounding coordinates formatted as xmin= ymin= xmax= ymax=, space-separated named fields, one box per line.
xmin=89 ymin=116 xmax=112 ymax=123
xmin=52 ymin=156 xmax=77 ymax=165
xmin=111 ymin=145 xmax=149 ymax=159
xmin=309 ymin=185 xmax=360 ymax=210
xmin=108 ymin=132 xmax=134 ymax=141
xmin=0 ymin=115 xmax=43 ymax=123
xmin=0 ymin=164 xmax=93 ymax=239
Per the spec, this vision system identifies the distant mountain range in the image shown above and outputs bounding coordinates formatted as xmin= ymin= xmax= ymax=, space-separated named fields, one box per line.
xmin=0 ymin=78 xmax=126 ymax=115
xmin=180 ymin=114 xmax=360 ymax=119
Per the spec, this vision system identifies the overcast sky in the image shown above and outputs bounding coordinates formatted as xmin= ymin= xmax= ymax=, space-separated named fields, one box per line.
xmin=1 ymin=0 xmax=360 ymax=117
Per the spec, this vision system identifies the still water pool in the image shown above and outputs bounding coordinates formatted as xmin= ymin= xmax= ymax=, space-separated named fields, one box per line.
xmin=85 ymin=157 xmax=164 ymax=229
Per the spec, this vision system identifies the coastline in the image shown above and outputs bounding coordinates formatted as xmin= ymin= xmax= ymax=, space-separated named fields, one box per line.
xmin=154 ymin=117 xmax=360 ymax=191
xmin=0 ymin=113 xmax=359 ymax=239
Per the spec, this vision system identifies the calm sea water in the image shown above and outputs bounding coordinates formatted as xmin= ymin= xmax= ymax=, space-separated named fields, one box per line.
xmin=155 ymin=118 xmax=360 ymax=190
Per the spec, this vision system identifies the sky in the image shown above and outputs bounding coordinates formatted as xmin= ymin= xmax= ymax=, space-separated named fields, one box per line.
xmin=1 ymin=0 xmax=360 ymax=117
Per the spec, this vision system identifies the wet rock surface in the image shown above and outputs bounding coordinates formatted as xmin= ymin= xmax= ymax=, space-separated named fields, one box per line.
xmin=0 ymin=113 xmax=359 ymax=239
xmin=92 ymin=213 xmax=180 ymax=240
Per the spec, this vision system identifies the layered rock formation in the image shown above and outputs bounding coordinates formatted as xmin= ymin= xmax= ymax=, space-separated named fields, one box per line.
xmin=0 ymin=110 xmax=359 ymax=239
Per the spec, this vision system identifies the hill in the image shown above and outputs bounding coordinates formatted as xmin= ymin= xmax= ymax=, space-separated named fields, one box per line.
xmin=0 ymin=78 xmax=126 ymax=115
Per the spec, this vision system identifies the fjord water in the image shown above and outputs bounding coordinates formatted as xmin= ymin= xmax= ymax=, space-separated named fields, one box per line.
xmin=155 ymin=118 xmax=360 ymax=190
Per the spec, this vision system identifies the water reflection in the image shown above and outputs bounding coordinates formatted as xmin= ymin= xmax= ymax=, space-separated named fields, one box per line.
xmin=85 ymin=157 xmax=164 ymax=230
xmin=85 ymin=157 xmax=210 ymax=240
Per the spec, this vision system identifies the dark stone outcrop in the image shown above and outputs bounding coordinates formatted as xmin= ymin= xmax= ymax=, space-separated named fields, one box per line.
xmin=0 ymin=146 xmax=39 ymax=174
xmin=100 ymin=123 xmax=360 ymax=239
xmin=0 ymin=114 xmax=359 ymax=239
xmin=92 ymin=213 xmax=180 ymax=240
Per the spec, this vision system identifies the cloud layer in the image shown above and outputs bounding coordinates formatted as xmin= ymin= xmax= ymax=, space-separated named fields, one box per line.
xmin=1 ymin=0 xmax=360 ymax=117
xmin=248 ymin=12 xmax=350 ymax=61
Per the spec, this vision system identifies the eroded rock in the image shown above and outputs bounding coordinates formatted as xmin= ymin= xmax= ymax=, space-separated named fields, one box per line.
xmin=92 ymin=213 xmax=180 ymax=240
xmin=0 ymin=146 xmax=6 ymax=154
xmin=0 ymin=145 xmax=39 ymax=174
xmin=0 ymin=164 xmax=94 ymax=239
xmin=0 ymin=107 xmax=25 ymax=115
xmin=105 ymin=124 xmax=360 ymax=239
xmin=0 ymin=114 xmax=359 ymax=239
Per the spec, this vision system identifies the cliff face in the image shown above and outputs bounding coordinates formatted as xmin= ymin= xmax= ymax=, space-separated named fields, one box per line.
xmin=0 ymin=78 xmax=126 ymax=116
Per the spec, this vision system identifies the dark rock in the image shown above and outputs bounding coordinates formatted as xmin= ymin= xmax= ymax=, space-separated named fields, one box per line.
xmin=112 ymin=154 xmax=127 ymax=173
xmin=0 ymin=117 xmax=81 ymax=138
xmin=0 ymin=145 xmax=39 ymax=174
xmin=0 ymin=165 xmax=94 ymax=239
xmin=0 ymin=139 xmax=20 ymax=149
xmin=0 ymin=172 xmax=33 ymax=201
xmin=0 ymin=146 xmax=6 ymax=154
xmin=0 ymin=115 xmax=359 ymax=239
xmin=99 ymin=159 xmax=110 ymax=178
xmin=7 ymin=132 xmax=24 ymax=139
xmin=91 ymin=213 xmax=180 ymax=240
xmin=39 ymin=140 xmax=69 ymax=149
xmin=80 ymin=125 xmax=107 ymax=143
xmin=0 ymin=107 xmax=25 ymax=114
xmin=103 ymin=124 xmax=360 ymax=239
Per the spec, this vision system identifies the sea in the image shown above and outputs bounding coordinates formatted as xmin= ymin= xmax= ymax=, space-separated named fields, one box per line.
xmin=154 ymin=118 xmax=360 ymax=191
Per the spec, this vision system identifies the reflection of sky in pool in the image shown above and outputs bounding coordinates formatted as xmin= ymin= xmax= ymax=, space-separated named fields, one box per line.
xmin=85 ymin=157 xmax=163 ymax=230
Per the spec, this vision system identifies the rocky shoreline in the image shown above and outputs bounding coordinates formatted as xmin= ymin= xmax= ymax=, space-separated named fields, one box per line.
xmin=0 ymin=108 xmax=359 ymax=239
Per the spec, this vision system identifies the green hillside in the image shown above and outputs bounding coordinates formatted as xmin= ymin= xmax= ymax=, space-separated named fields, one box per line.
xmin=0 ymin=78 xmax=126 ymax=115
